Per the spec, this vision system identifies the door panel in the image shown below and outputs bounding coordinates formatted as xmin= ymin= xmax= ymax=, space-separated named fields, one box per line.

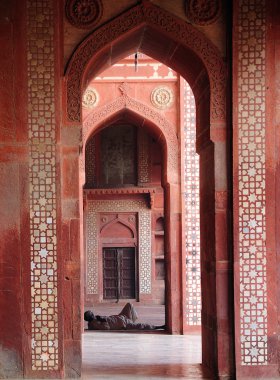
xmin=103 ymin=247 xmax=136 ymax=300
xmin=120 ymin=248 xmax=135 ymax=299
xmin=103 ymin=248 xmax=118 ymax=299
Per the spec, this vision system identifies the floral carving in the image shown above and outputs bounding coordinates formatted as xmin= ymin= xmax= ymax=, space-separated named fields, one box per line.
xmin=185 ymin=0 xmax=221 ymax=25
xmin=65 ymin=2 xmax=226 ymax=123
xmin=65 ymin=0 xmax=103 ymax=29
xmin=151 ymin=86 xmax=174 ymax=109
xmin=119 ymin=82 xmax=131 ymax=96
xmin=82 ymin=87 xmax=99 ymax=108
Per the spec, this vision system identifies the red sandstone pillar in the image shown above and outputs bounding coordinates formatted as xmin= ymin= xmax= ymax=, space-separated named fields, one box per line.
xmin=233 ymin=1 xmax=279 ymax=378
xmin=0 ymin=1 xmax=28 ymax=377
xmin=60 ymin=125 xmax=82 ymax=377
xmin=165 ymin=182 xmax=183 ymax=334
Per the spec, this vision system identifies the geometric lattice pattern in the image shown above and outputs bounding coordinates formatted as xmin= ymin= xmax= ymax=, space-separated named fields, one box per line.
xmin=183 ymin=81 xmax=201 ymax=326
xmin=138 ymin=210 xmax=152 ymax=293
xmin=238 ymin=0 xmax=268 ymax=365
xmin=27 ymin=0 xmax=59 ymax=370
xmin=85 ymin=138 xmax=96 ymax=187
xmin=87 ymin=200 xmax=152 ymax=294
xmin=138 ymin=129 xmax=150 ymax=184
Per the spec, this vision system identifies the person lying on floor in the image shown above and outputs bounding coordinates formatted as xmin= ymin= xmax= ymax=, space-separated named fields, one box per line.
xmin=84 ymin=302 xmax=165 ymax=331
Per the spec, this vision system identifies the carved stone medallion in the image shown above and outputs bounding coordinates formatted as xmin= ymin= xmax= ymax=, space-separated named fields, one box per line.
xmin=66 ymin=3 xmax=227 ymax=123
xmin=65 ymin=0 xmax=103 ymax=29
xmin=150 ymin=86 xmax=174 ymax=110
xmin=82 ymin=88 xmax=99 ymax=108
xmin=185 ymin=0 xmax=221 ymax=25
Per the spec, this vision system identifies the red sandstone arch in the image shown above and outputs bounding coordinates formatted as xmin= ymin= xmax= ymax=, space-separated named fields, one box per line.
xmin=100 ymin=219 xmax=136 ymax=239
xmin=65 ymin=1 xmax=226 ymax=126
xmin=64 ymin=2 xmax=232 ymax=378
xmin=82 ymin=95 xmax=179 ymax=183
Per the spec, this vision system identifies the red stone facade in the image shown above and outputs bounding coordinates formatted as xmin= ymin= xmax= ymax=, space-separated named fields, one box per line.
xmin=82 ymin=55 xmax=177 ymax=307
xmin=0 ymin=0 xmax=280 ymax=379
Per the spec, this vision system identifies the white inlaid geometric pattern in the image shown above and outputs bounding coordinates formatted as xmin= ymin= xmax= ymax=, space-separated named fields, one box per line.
xmin=138 ymin=130 xmax=150 ymax=184
xmin=27 ymin=0 xmax=59 ymax=370
xmin=87 ymin=200 xmax=152 ymax=294
xmin=238 ymin=0 xmax=267 ymax=365
xmin=138 ymin=211 xmax=152 ymax=293
xmin=183 ymin=81 xmax=201 ymax=326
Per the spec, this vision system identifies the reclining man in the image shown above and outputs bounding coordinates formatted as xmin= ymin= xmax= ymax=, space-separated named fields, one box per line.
xmin=84 ymin=302 xmax=165 ymax=331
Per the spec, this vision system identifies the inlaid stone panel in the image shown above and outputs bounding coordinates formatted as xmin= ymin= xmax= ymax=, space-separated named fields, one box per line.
xmin=87 ymin=200 xmax=152 ymax=294
xmin=27 ymin=0 xmax=59 ymax=371
xmin=237 ymin=0 xmax=268 ymax=365
xmin=183 ymin=81 xmax=201 ymax=326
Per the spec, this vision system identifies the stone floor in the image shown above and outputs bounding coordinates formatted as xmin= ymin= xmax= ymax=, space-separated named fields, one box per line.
xmin=13 ymin=305 xmax=207 ymax=380
xmin=82 ymin=331 xmax=210 ymax=379
xmin=82 ymin=303 xmax=209 ymax=379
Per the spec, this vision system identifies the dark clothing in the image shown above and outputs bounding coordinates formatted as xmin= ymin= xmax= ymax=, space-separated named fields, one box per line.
xmin=87 ymin=303 xmax=157 ymax=331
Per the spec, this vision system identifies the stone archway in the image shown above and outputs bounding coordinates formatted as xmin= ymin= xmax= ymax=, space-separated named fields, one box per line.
xmin=64 ymin=2 xmax=226 ymax=125
xmin=82 ymin=94 xmax=179 ymax=184
xmin=63 ymin=2 xmax=232 ymax=378
xmin=81 ymin=96 xmax=178 ymax=309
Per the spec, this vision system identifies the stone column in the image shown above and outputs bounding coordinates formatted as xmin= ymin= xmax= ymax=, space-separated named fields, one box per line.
xmin=233 ymin=0 xmax=279 ymax=377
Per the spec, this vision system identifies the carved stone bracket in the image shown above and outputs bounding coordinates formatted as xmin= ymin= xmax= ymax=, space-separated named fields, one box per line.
xmin=84 ymin=187 xmax=156 ymax=195
xmin=118 ymin=82 xmax=131 ymax=96
xmin=84 ymin=187 xmax=157 ymax=209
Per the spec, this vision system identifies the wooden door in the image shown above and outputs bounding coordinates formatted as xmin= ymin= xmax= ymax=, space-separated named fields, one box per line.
xmin=103 ymin=248 xmax=118 ymax=299
xmin=119 ymin=248 xmax=136 ymax=298
xmin=103 ymin=247 xmax=136 ymax=300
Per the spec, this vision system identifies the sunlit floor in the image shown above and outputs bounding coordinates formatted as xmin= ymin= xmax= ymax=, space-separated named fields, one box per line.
xmin=82 ymin=331 xmax=212 ymax=379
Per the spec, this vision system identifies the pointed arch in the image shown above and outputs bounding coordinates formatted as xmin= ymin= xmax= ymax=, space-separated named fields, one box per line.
xmin=100 ymin=217 xmax=136 ymax=239
xmin=63 ymin=2 xmax=233 ymax=377
xmin=82 ymin=94 xmax=178 ymax=183
xmin=64 ymin=1 xmax=226 ymax=125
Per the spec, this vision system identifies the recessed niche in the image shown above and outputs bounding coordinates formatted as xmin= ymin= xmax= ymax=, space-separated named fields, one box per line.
xmin=155 ymin=217 xmax=164 ymax=232
xmin=155 ymin=259 xmax=165 ymax=280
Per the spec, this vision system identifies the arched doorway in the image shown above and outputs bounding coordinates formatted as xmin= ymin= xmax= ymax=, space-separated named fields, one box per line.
xmin=63 ymin=2 xmax=232 ymax=377
xmin=81 ymin=102 xmax=175 ymax=312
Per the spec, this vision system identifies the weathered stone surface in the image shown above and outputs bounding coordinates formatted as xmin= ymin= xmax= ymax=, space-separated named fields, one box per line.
xmin=0 ymin=0 xmax=280 ymax=379
xmin=0 ymin=346 xmax=22 ymax=378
